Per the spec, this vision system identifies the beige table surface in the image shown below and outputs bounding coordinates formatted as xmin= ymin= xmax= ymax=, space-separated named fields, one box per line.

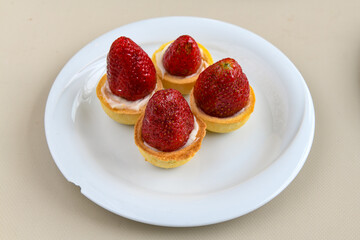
xmin=1 ymin=0 xmax=360 ymax=239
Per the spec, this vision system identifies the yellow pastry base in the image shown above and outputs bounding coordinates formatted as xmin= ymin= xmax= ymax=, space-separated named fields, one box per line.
xmin=134 ymin=113 xmax=206 ymax=169
xmin=190 ymin=86 xmax=255 ymax=133
xmin=151 ymin=41 xmax=213 ymax=95
xmin=96 ymin=74 xmax=163 ymax=125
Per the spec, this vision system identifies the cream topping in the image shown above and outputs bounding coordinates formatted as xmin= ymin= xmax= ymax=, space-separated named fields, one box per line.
xmin=198 ymin=101 xmax=249 ymax=119
xmin=155 ymin=43 xmax=208 ymax=79
xmin=144 ymin=117 xmax=199 ymax=152
xmin=226 ymin=104 xmax=248 ymax=118
xmin=101 ymin=80 xmax=156 ymax=111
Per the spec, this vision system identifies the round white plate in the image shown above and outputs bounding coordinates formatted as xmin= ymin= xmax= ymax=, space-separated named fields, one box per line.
xmin=45 ymin=17 xmax=315 ymax=227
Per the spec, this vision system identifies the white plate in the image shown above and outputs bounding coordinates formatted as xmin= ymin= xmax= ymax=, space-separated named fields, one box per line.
xmin=45 ymin=17 xmax=315 ymax=227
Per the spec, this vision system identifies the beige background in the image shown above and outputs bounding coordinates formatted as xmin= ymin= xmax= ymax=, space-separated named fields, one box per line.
xmin=1 ymin=0 xmax=359 ymax=239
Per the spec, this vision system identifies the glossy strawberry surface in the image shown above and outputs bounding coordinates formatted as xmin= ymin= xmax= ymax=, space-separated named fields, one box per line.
xmin=162 ymin=35 xmax=202 ymax=76
xmin=142 ymin=89 xmax=194 ymax=152
xmin=107 ymin=36 xmax=156 ymax=101
xmin=193 ymin=58 xmax=250 ymax=118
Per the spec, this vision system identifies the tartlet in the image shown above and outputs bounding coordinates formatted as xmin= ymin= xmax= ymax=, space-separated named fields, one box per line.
xmin=151 ymin=41 xmax=213 ymax=94
xmin=134 ymin=113 xmax=206 ymax=169
xmin=190 ymin=86 xmax=255 ymax=133
xmin=96 ymin=74 xmax=163 ymax=125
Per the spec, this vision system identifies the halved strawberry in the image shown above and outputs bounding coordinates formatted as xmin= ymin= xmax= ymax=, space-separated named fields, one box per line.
xmin=162 ymin=35 xmax=202 ymax=76
xmin=107 ymin=36 xmax=156 ymax=101
xmin=193 ymin=58 xmax=250 ymax=118
xmin=141 ymin=89 xmax=194 ymax=152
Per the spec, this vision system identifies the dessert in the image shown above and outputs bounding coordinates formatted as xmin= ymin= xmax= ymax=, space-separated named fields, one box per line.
xmin=134 ymin=89 xmax=206 ymax=168
xmin=152 ymin=35 xmax=213 ymax=94
xmin=96 ymin=36 xmax=162 ymax=125
xmin=190 ymin=58 xmax=255 ymax=133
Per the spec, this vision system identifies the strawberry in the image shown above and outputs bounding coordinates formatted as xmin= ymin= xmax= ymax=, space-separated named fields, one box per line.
xmin=141 ymin=89 xmax=194 ymax=152
xmin=162 ymin=35 xmax=202 ymax=76
xmin=107 ymin=36 xmax=156 ymax=101
xmin=193 ymin=58 xmax=250 ymax=118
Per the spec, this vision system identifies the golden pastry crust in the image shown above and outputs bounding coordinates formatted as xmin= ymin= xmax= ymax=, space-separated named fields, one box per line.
xmin=151 ymin=41 xmax=213 ymax=95
xmin=96 ymin=74 xmax=163 ymax=125
xmin=190 ymin=86 xmax=255 ymax=133
xmin=134 ymin=113 xmax=206 ymax=168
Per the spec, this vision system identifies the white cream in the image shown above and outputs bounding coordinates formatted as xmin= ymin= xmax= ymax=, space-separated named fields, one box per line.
xmin=226 ymin=104 xmax=248 ymax=118
xmin=155 ymin=43 xmax=208 ymax=79
xmin=101 ymin=80 xmax=156 ymax=111
xmin=199 ymin=104 xmax=249 ymax=119
xmin=182 ymin=117 xmax=199 ymax=148
xmin=144 ymin=117 xmax=199 ymax=152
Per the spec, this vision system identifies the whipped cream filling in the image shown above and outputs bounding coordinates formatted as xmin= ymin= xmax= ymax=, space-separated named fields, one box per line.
xmin=144 ymin=116 xmax=199 ymax=152
xmin=101 ymin=80 xmax=156 ymax=111
xmin=226 ymin=104 xmax=248 ymax=118
xmin=155 ymin=43 xmax=208 ymax=79
xmin=200 ymin=102 xmax=249 ymax=119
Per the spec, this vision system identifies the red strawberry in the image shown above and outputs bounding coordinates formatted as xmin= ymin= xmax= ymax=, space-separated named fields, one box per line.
xmin=142 ymin=89 xmax=194 ymax=152
xmin=107 ymin=36 xmax=156 ymax=101
xmin=162 ymin=35 xmax=202 ymax=76
xmin=193 ymin=58 xmax=250 ymax=118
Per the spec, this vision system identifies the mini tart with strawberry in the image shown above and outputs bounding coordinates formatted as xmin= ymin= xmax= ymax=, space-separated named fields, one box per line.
xmin=190 ymin=87 xmax=255 ymax=133
xmin=134 ymin=89 xmax=206 ymax=169
xmin=151 ymin=35 xmax=213 ymax=95
xmin=190 ymin=58 xmax=255 ymax=133
xmin=96 ymin=36 xmax=163 ymax=125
